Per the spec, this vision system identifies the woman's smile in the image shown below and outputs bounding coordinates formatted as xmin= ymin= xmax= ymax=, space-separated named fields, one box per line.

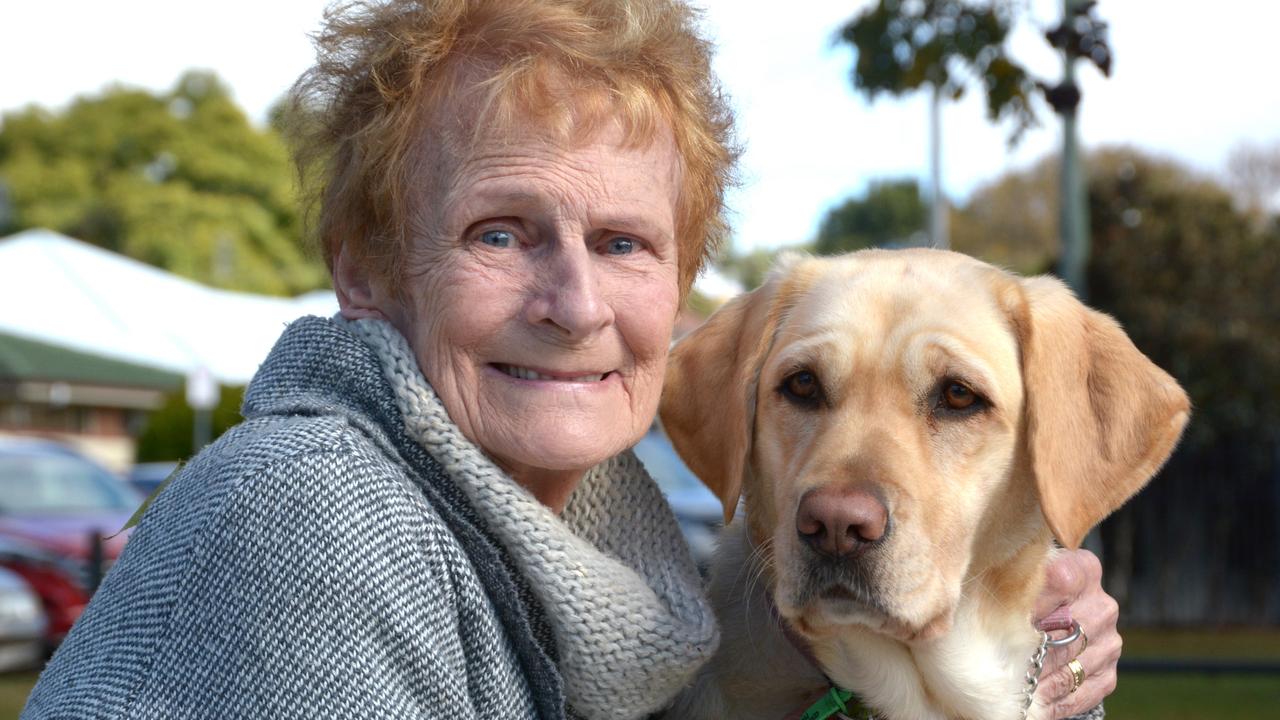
xmin=490 ymin=363 xmax=613 ymax=384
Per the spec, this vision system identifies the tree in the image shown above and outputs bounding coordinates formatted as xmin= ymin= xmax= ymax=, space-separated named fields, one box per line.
xmin=950 ymin=155 xmax=1059 ymax=274
xmin=717 ymin=246 xmax=784 ymax=292
xmin=814 ymin=179 xmax=927 ymax=256
xmin=1226 ymin=139 xmax=1280 ymax=227
xmin=838 ymin=1 xmax=1038 ymax=138
xmin=0 ymin=71 xmax=327 ymax=296
xmin=837 ymin=0 xmax=1111 ymax=282
xmin=837 ymin=0 xmax=1038 ymax=249
xmin=135 ymin=385 xmax=247 ymax=462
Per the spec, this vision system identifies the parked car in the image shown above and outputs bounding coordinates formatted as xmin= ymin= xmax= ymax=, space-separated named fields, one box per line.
xmin=126 ymin=461 xmax=180 ymax=496
xmin=0 ymin=564 xmax=45 ymax=671
xmin=0 ymin=438 xmax=141 ymax=645
xmin=0 ymin=535 xmax=92 ymax=650
xmin=631 ymin=428 xmax=723 ymax=570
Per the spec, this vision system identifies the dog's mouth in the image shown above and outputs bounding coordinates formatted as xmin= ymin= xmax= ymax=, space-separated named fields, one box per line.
xmin=785 ymin=563 xmax=950 ymax=644
xmin=789 ymin=552 xmax=881 ymax=607
xmin=816 ymin=583 xmax=878 ymax=608
xmin=792 ymin=585 xmax=950 ymax=644
xmin=804 ymin=583 xmax=889 ymax=623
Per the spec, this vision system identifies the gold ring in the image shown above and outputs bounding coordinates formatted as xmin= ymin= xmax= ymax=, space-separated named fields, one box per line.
xmin=1067 ymin=658 xmax=1086 ymax=694
xmin=1078 ymin=625 xmax=1089 ymax=653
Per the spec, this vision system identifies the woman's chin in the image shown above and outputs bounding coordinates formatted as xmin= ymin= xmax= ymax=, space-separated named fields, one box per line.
xmin=497 ymin=432 xmax=631 ymax=479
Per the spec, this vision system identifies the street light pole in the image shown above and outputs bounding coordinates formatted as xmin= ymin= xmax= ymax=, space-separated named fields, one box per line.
xmin=1059 ymin=0 xmax=1089 ymax=299
xmin=930 ymin=83 xmax=949 ymax=250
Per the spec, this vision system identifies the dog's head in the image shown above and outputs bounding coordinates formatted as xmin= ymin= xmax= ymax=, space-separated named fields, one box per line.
xmin=660 ymin=249 xmax=1188 ymax=644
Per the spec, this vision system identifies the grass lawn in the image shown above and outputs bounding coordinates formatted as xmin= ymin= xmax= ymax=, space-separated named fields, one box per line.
xmin=0 ymin=671 xmax=38 ymax=718
xmin=1121 ymin=626 xmax=1280 ymax=660
xmin=1108 ymin=627 xmax=1280 ymax=719
xmin=1108 ymin=672 xmax=1280 ymax=719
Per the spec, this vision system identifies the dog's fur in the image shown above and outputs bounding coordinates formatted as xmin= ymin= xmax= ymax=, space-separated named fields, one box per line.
xmin=660 ymin=250 xmax=1189 ymax=720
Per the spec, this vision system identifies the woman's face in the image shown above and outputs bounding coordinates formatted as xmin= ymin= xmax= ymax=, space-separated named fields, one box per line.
xmin=384 ymin=121 xmax=682 ymax=502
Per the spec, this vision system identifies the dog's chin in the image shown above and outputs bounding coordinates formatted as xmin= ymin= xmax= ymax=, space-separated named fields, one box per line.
xmin=788 ymin=587 xmax=954 ymax=645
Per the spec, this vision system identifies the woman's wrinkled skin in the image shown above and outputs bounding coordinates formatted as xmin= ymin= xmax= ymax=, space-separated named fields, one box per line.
xmin=1034 ymin=548 xmax=1121 ymax=718
xmin=337 ymin=119 xmax=682 ymax=512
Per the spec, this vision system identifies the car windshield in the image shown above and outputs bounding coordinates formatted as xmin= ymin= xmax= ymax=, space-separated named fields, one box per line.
xmin=0 ymin=454 xmax=138 ymax=513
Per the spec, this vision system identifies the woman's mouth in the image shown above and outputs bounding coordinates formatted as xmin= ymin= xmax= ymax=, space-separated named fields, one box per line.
xmin=492 ymin=363 xmax=609 ymax=383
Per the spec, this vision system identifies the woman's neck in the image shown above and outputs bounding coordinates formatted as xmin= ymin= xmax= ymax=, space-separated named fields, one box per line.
xmin=508 ymin=466 xmax=585 ymax=514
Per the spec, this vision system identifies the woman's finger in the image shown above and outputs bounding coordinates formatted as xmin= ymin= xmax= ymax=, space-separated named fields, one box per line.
xmin=1034 ymin=568 xmax=1122 ymax=718
xmin=1034 ymin=548 xmax=1101 ymax=621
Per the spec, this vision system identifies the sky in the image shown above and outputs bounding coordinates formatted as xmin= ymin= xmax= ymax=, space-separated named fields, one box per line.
xmin=4 ymin=1 xmax=1279 ymax=253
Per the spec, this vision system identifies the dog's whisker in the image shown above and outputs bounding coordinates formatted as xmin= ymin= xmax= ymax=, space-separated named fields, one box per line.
xmin=739 ymin=536 xmax=777 ymax=655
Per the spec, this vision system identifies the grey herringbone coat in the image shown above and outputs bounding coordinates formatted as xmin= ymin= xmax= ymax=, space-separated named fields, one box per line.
xmin=23 ymin=317 xmax=574 ymax=719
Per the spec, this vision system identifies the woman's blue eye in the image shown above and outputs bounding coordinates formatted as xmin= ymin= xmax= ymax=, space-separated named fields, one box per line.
xmin=480 ymin=229 xmax=516 ymax=248
xmin=605 ymin=237 xmax=636 ymax=255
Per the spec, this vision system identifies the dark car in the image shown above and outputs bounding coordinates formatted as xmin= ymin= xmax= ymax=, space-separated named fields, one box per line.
xmin=0 ymin=438 xmax=141 ymax=644
xmin=126 ymin=461 xmax=180 ymax=496
xmin=631 ymin=429 xmax=723 ymax=569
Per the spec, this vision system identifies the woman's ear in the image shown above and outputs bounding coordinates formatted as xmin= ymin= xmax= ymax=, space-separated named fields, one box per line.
xmin=333 ymin=244 xmax=394 ymax=321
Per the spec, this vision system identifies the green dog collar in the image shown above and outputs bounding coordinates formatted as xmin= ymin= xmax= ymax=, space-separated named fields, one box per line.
xmin=799 ymin=686 xmax=877 ymax=720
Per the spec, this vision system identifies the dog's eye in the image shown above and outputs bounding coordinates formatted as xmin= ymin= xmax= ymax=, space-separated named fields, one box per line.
xmin=780 ymin=370 xmax=823 ymax=407
xmin=943 ymin=382 xmax=976 ymax=410
xmin=940 ymin=381 xmax=986 ymax=413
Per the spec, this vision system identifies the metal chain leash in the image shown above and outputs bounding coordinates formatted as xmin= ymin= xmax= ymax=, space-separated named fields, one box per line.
xmin=1022 ymin=631 xmax=1051 ymax=719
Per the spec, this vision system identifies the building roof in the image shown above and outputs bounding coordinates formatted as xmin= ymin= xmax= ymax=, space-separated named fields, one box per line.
xmin=0 ymin=330 xmax=182 ymax=390
xmin=0 ymin=229 xmax=338 ymax=385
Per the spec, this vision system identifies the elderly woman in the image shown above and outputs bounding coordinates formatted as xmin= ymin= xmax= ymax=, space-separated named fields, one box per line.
xmin=24 ymin=1 xmax=1117 ymax=719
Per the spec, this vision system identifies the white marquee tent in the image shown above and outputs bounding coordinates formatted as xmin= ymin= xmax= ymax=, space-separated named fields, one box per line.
xmin=0 ymin=229 xmax=339 ymax=386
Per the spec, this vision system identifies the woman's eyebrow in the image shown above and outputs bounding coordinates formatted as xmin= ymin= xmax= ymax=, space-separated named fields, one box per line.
xmin=590 ymin=212 xmax=672 ymax=240
xmin=452 ymin=186 xmax=672 ymax=238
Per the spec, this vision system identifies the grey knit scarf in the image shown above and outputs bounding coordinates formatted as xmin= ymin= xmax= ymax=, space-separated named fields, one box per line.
xmin=347 ymin=318 xmax=719 ymax=720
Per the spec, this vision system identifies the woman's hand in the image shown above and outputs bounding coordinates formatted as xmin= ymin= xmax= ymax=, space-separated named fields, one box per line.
xmin=1033 ymin=548 xmax=1122 ymax=718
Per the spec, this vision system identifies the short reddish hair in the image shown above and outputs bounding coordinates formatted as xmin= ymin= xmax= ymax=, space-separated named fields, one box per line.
xmin=286 ymin=0 xmax=738 ymax=298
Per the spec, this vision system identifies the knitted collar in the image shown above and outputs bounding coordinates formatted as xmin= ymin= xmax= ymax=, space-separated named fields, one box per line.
xmin=347 ymin=318 xmax=719 ymax=720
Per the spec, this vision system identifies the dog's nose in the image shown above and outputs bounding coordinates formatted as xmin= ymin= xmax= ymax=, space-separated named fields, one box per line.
xmin=796 ymin=486 xmax=888 ymax=558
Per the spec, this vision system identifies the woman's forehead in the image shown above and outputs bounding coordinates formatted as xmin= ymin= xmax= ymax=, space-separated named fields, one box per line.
xmin=422 ymin=112 xmax=682 ymax=217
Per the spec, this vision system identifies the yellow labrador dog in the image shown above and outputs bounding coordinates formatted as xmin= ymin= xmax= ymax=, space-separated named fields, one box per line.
xmin=660 ymin=250 xmax=1188 ymax=720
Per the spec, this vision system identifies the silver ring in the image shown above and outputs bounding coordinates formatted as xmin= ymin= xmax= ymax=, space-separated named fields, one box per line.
xmin=1045 ymin=620 xmax=1082 ymax=648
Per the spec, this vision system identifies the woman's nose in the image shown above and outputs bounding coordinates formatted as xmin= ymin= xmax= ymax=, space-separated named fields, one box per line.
xmin=526 ymin=242 xmax=614 ymax=340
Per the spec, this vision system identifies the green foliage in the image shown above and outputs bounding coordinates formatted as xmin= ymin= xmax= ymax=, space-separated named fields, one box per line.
xmin=837 ymin=0 xmax=1039 ymax=142
xmin=951 ymin=155 xmax=1059 ymax=274
xmin=718 ymin=246 xmax=792 ymax=291
xmin=134 ymin=385 xmax=246 ymax=462
xmin=814 ymin=179 xmax=927 ymax=256
xmin=0 ymin=71 xmax=327 ymax=295
xmin=1086 ymin=148 xmax=1280 ymax=449
xmin=684 ymin=288 xmax=721 ymax=318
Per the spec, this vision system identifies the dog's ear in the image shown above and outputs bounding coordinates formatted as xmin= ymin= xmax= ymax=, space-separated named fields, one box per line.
xmin=660 ymin=260 xmax=808 ymax=523
xmin=1013 ymin=276 xmax=1190 ymax=549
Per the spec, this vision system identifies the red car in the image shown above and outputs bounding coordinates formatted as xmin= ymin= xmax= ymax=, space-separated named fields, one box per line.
xmin=0 ymin=438 xmax=141 ymax=645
